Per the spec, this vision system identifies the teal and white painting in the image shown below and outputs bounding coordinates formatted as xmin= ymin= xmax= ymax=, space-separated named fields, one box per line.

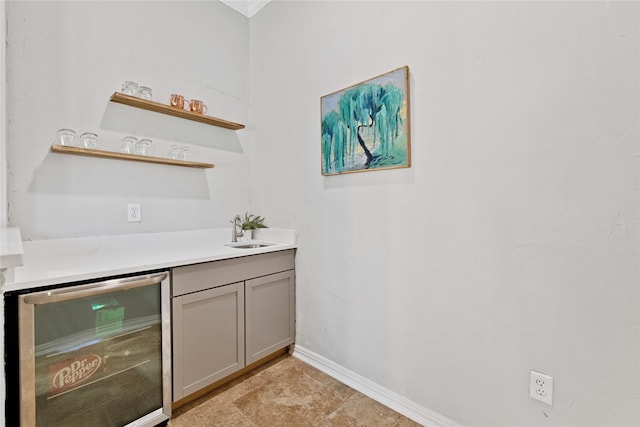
xmin=321 ymin=66 xmax=411 ymax=175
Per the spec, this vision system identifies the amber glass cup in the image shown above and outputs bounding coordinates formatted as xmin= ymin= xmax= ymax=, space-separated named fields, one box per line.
xmin=169 ymin=94 xmax=188 ymax=109
xmin=188 ymin=99 xmax=208 ymax=114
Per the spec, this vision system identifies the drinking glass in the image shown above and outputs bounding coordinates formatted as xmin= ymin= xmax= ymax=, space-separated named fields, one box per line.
xmin=121 ymin=81 xmax=139 ymax=96
xmin=188 ymin=99 xmax=207 ymax=114
xmin=138 ymin=86 xmax=152 ymax=100
xmin=119 ymin=136 xmax=138 ymax=154
xmin=137 ymin=139 xmax=153 ymax=156
xmin=178 ymin=146 xmax=189 ymax=161
xmin=168 ymin=144 xmax=178 ymax=160
xmin=79 ymin=132 xmax=99 ymax=149
xmin=56 ymin=129 xmax=77 ymax=146
xmin=170 ymin=94 xmax=188 ymax=110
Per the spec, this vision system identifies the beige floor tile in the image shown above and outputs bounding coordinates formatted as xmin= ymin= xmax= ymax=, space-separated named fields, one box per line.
xmin=233 ymin=366 xmax=349 ymax=426
xmin=170 ymin=402 xmax=257 ymax=427
xmin=169 ymin=355 xmax=421 ymax=427
xmin=317 ymin=392 xmax=422 ymax=427
xmin=172 ymin=357 xmax=282 ymax=418
xmin=290 ymin=359 xmax=357 ymax=402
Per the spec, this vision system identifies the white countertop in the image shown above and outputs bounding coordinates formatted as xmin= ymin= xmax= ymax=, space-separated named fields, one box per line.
xmin=4 ymin=228 xmax=297 ymax=292
xmin=0 ymin=228 xmax=24 ymax=269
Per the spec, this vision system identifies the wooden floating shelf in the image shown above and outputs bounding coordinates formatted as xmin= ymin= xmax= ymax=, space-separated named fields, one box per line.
xmin=51 ymin=144 xmax=214 ymax=169
xmin=110 ymin=92 xmax=245 ymax=130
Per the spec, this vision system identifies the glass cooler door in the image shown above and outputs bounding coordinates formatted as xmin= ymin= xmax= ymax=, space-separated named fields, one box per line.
xmin=18 ymin=272 xmax=171 ymax=427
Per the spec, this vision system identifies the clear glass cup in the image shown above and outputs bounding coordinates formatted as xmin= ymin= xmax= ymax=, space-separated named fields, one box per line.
xmin=178 ymin=146 xmax=189 ymax=161
xmin=56 ymin=129 xmax=77 ymax=146
xmin=119 ymin=136 xmax=138 ymax=154
xmin=121 ymin=81 xmax=138 ymax=96
xmin=137 ymin=86 xmax=152 ymax=100
xmin=168 ymin=144 xmax=178 ymax=160
xmin=79 ymin=132 xmax=99 ymax=149
xmin=137 ymin=139 xmax=153 ymax=156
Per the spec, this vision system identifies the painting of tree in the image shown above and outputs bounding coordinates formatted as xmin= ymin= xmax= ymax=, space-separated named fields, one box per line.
xmin=321 ymin=66 xmax=411 ymax=175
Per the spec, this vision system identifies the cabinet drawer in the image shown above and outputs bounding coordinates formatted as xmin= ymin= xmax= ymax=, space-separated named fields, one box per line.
xmin=172 ymin=250 xmax=295 ymax=296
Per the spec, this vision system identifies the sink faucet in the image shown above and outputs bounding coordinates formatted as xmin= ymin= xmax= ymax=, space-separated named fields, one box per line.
xmin=231 ymin=215 xmax=244 ymax=242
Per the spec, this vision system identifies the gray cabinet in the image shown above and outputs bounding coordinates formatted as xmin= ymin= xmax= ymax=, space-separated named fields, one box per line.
xmin=172 ymin=282 xmax=244 ymax=401
xmin=246 ymin=270 xmax=295 ymax=364
xmin=171 ymin=250 xmax=295 ymax=402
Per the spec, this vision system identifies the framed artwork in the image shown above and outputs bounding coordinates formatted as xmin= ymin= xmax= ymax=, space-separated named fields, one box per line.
xmin=321 ymin=66 xmax=411 ymax=175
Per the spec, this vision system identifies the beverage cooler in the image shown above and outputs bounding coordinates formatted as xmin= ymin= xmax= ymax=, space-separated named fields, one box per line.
xmin=5 ymin=271 xmax=172 ymax=427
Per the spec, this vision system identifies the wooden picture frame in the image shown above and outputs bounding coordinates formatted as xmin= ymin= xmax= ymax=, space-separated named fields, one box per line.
xmin=321 ymin=66 xmax=411 ymax=175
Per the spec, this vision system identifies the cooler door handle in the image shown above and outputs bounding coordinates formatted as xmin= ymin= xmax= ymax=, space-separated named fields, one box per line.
xmin=22 ymin=272 xmax=168 ymax=305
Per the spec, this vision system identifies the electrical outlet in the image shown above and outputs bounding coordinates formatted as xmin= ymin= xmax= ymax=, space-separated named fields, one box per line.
xmin=127 ymin=204 xmax=141 ymax=223
xmin=530 ymin=370 xmax=553 ymax=405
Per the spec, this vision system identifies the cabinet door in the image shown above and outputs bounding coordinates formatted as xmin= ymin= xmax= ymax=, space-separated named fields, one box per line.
xmin=172 ymin=282 xmax=245 ymax=401
xmin=245 ymin=270 xmax=295 ymax=365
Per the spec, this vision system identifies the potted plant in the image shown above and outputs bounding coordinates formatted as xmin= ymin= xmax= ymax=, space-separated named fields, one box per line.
xmin=236 ymin=212 xmax=267 ymax=240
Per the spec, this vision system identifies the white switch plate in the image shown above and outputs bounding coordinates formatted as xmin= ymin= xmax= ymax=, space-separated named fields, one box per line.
xmin=530 ymin=370 xmax=553 ymax=405
xmin=127 ymin=204 xmax=141 ymax=223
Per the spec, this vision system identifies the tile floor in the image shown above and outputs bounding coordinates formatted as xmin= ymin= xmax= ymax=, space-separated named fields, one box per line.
xmin=168 ymin=354 xmax=422 ymax=426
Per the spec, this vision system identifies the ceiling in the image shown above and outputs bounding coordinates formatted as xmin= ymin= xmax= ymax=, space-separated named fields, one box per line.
xmin=220 ymin=0 xmax=272 ymax=17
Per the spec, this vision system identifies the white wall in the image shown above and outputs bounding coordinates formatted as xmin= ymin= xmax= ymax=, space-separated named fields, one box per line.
xmin=1 ymin=1 xmax=7 ymax=228
xmin=6 ymin=1 xmax=251 ymax=240
xmin=249 ymin=2 xmax=639 ymax=426
xmin=0 ymin=4 xmax=6 ymax=424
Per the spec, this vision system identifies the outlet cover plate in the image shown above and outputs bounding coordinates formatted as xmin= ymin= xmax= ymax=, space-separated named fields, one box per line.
xmin=530 ymin=370 xmax=553 ymax=405
xmin=127 ymin=204 xmax=141 ymax=223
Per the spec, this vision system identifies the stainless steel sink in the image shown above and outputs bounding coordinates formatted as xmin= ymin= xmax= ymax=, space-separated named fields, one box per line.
xmin=225 ymin=242 xmax=275 ymax=249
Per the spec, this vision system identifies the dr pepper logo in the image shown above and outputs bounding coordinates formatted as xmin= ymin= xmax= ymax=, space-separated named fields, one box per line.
xmin=49 ymin=354 xmax=101 ymax=397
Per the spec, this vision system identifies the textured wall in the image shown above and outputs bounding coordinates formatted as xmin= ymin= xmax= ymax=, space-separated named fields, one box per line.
xmin=249 ymin=2 xmax=639 ymax=426
xmin=6 ymin=1 xmax=251 ymax=240
xmin=1 ymin=1 xmax=7 ymax=228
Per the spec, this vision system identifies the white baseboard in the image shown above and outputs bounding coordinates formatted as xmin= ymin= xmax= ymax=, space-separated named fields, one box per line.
xmin=291 ymin=345 xmax=463 ymax=427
